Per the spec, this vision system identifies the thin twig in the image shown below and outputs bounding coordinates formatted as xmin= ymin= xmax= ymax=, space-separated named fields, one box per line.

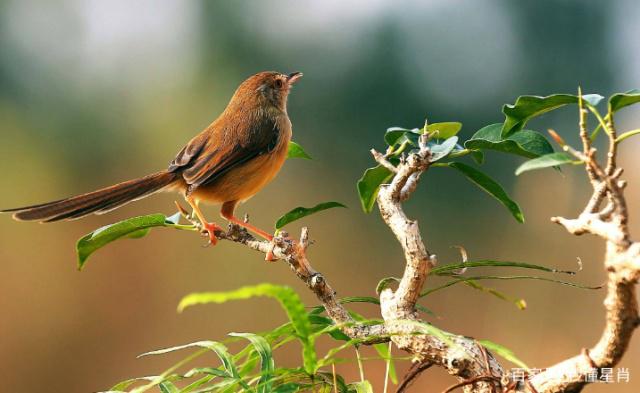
xmin=441 ymin=376 xmax=501 ymax=393
xmin=396 ymin=361 xmax=433 ymax=393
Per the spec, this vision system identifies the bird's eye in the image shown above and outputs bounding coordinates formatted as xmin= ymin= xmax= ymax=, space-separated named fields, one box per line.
xmin=274 ymin=79 xmax=284 ymax=89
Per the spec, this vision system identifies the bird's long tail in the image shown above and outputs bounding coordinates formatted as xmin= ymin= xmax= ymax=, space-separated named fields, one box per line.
xmin=1 ymin=171 xmax=178 ymax=222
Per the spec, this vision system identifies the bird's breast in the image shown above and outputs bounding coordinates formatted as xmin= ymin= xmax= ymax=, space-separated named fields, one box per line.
xmin=192 ymin=115 xmax=292 ymax=204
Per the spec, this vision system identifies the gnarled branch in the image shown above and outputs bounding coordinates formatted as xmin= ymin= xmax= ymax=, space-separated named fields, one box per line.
xmin=530 ymin=98 xmax=639 ymax=392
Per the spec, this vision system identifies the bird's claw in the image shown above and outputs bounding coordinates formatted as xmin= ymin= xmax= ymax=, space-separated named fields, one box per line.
xmin=201 ymin=221 xmax=223 ymax=247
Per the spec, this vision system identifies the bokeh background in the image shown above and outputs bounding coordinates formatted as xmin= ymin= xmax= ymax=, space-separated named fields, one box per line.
xmin=1 ymin=1 xmax=639 ymax=392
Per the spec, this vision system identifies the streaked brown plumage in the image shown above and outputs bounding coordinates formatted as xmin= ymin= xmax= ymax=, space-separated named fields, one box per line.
xmin=1 ymin=71 xmax=303 ymax=245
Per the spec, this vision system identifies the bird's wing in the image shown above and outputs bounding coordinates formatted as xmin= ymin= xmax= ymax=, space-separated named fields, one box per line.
xmin=168 ymin=131 xmax=209 ymax=172
xmin=168 ymin=116 xmax=281 ymax=193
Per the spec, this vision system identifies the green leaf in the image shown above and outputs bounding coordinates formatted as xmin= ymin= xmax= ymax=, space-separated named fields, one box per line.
xmin=373 ymin=343 xmax=398 ymax=384
xmin=444 ymin=162 xmax=524 ymax=223
xmin=384 ymin=122 xmax=462 ymax=146
xmin=431 ymin=260 xmax=576 ymax=276
xmin=273 ymin=382 xmax=302 ymax=393
xmin=339 ymin=295 xmax=433 ymax=316
xmin=183 ymin=367 xmax=229 ymax=378
xmin=138 ymin=341 xmax=237 ymax=379
xmin=350 ymin=381 xmax=373 ymax=393
xmin=464 ymin=279 xmax=527 ymax=310
xmin=357 ymin=165 xmax=393 ymax=213
xmin=426 ymin=122 xmax=463 ymax=139
xmin=465 ymin=123 xmax=554 ymax=158
xmin=309 ymin=315 xmax=351 ymax=342
xmin=470 ymin=149 xmax=485 ymax=165
xmin=376 ymin=277 xmax=401 ymax=294
xmin=229 ymin=333 xmax=274 ymax=393
xmin=159 ymin=381 xmax=179 ymax=393
xmin=502 ymin=93 xmax=604 ymax=136
xmin=478 ymin=339 xmax=529 ymax=369
xmin=109 ymin=377 xmax=158 ymax=392
xmin=384 ymin=127 xmax=421 ymax=146
xmin=178 ymin=284 xmax=317 ymax=375
xmin=430 ymin=136 xmax=459 ymax=162
xmin=515 ymin=152 xmax=574 ymax=176
xmin=421 ymin=275 xmax=600 ymax=305
xmin=287 ymin=141 xmax=312 ymax=159
xmin=275 ymin=201 xmax=346 ymax=230
xmin=76 ymin=213 xmax=187 ymax=270
xmin=609 ymin=89 xmax=640 ymax=112
xmin=399 ymin=320 xmax=456 ymax=346
xmin=615 ymin=129 xmax=640 ymax=143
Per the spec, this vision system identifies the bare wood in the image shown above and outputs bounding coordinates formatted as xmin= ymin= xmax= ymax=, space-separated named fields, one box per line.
xmin=373 ymin=134 xmax=505 ymax=392
xmin=529 ymin=105 xmax=639 ymax=392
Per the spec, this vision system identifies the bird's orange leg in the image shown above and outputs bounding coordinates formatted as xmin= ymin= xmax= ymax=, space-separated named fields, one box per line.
xmin=220 ymin=200 xmax=273 ymax=241
xmin=186 ymin=196 xmax=223 ymax=246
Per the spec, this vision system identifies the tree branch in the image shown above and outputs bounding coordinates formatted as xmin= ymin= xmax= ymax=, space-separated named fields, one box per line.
xmin=373 ymin=134 xmax=505 ymax=392
xmin=529 ymin=102 xmax=639 ymax=392
xmin=209 ymin=104 xmax=638 ymax=393
xmin=209 ymin=132 xmax=507 ymax=392
xmin=214 ymin=225 xmax=388 ymax=342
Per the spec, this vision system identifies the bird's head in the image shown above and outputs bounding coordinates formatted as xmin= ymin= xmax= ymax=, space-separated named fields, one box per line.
xmin=230 ymin=71 xmax=303 ymax=113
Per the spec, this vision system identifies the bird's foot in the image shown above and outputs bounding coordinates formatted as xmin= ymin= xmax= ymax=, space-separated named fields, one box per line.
xmin=201 ymin=221 xmax=224 ymax=247
xmin=175 ymin=201 xmax=200 ymax=228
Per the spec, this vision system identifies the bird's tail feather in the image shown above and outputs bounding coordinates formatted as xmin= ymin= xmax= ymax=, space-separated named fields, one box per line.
xmin=2 ymin=171 xmax=178 ymax=222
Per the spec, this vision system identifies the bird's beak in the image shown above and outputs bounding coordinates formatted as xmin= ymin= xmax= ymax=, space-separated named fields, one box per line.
xmin=287 ymin=71 xmax=303 ymax=85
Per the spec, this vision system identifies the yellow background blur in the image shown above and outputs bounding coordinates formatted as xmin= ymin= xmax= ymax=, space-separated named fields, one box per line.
xmin=1 ymin=1 xmax=639 ymax=392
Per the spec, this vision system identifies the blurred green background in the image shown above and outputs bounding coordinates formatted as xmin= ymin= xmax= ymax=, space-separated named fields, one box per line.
xmin=1 ymin=1 xmax=639 ymax=392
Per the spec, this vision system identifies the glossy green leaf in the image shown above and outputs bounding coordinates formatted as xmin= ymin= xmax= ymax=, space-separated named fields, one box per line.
xmin=357 ymin=165 xmax=393 ymax=213
xmin=275 ymin=201 xmax=346 ymax=229
xmin=465 ymin=123 xmax=554 ymax=158
xmin=444 ymin=162 xmax=524 ymax=223
xmin=515 ymin=152 xmax=574 ymax=176
xmin=76 ymin=212 xmax=185 ymax=270
xmin=502 ymin=93 xmax=604 ymax=136
xmin=430 ymin=136 xmax=459 ymax=162
xmin=609 ymin=89 xmax=640 ymax=112
xmin=425 ymin=122 xmax=463 ymax=139
xmin=615 ymin=129 xmax=640 ymax=143
xmin=178 ymin=284 xmax=317 ymax=375
xmin=229 ymin=333 xmax=274 ymax=393
xmin=287 ymin=141 xmax=312 ymax=159
xmin=478 ymin=339 xmax=529 ymax=369
xmin=384 ymin=122 xmax=462 ymax=146
xmin=384 ymin=127 xmax=421 ymax=146
xmin=431 ymin=260 xmax=576 ymax=276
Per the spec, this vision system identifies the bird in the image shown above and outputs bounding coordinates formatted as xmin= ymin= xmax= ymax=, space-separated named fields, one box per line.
xmin=1 ymin=71 xmax=303 ymax=247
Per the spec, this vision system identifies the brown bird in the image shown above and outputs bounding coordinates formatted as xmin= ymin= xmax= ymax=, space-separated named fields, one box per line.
xmin=1 ymin=71 xmax=303 ymax=246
